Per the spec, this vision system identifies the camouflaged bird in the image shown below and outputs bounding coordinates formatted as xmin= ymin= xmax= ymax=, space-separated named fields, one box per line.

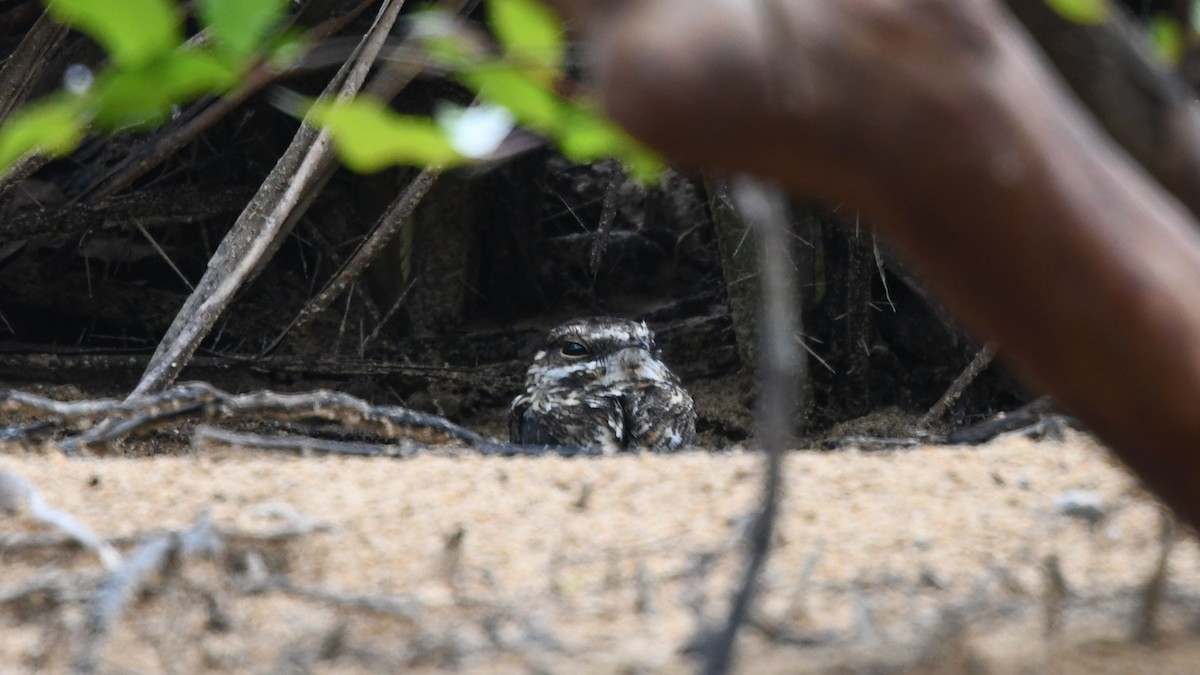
xmin=509 ymin=317 xmax=696 ymax=453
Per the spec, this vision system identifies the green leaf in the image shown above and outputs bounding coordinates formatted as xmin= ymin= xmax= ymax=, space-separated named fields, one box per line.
xmin=0 ymin=96 xmax=89 ymax=174
xmin=557 ymin=114 xmax=627 ymax=160
xmin=621 ymin=149 xmax=666 ymax=185
xmin=460 ymin=62 xmax=664 ymax=182
xmin=556 ymin=103 xmax=664 ymax=183
xmin=308 ymin=98 xmax=465 ymax=172
xmin=47 ymin=0 xmax=182 ymax=68
xmin=1043 ymin=0 xmax=1111 ymax=24
xmin=460 ymin=63 xmax=564 ymax=132
xmin=198 ymin=0 xmax=288 ymax=63
xmin=424 ymin=33 xmax=477 ymax=71
xmin=93 ymin=51 xmax=237 ymax=128
xmin=1150 ymin=14 xmax=1185 ymax=64
xmin=487 ymin=0 xmax=564 ymax=77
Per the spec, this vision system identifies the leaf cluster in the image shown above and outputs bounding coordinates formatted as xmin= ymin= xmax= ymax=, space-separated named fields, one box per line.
xmin=309 ymin=0 xmax=664 ymax=182
xmin=0 ymin=0 xmax=295 ymax=172
xmin=1 ymin=0 xmax=664 ymax=184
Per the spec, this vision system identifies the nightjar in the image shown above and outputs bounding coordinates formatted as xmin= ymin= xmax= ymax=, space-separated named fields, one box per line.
xmin=509 ymin=317 xmax=696 ymax=453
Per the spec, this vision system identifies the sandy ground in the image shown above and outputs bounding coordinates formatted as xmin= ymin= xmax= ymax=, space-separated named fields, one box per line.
xmin=2 ymin=431 xmax=1199 ymax=673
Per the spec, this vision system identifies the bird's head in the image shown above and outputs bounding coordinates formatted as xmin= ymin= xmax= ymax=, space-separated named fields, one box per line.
xmin=525 ymin=317 xmax=669 ymax=393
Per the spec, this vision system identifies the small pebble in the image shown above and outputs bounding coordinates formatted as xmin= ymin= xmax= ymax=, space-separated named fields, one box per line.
xmin=1054 ymin=489 xmax=1107 ymax=526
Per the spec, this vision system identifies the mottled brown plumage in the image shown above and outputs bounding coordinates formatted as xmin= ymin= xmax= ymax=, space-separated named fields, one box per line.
xmin=509 ymin=318 xmax=696 ymax=453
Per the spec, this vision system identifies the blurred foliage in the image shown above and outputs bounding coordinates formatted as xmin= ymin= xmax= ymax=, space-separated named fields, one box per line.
xmin=1149 ymin=13 xmax=1186 ymax=63
xmin=310 ymin=0 xmax=664 ymax=181
xmin=307 ymin=97 xmax=463 ymax=171
xmin=0 ymin=0 xmax=663 ymax=184
xmin=0 ymin=0 xmax=296 ymax=171
xmin=1044 ymin=0 xmax=1111 ymax=24
xmin=1046 ymin=0 xmax=1200 ymax=66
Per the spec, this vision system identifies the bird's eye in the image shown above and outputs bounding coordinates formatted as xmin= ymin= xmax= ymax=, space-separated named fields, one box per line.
xmin=561 ymin=341 xmax=589 ymax=357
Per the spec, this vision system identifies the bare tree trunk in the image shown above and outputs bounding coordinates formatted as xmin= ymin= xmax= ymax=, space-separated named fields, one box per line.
xmin=550 ymin=0 xmax=1200 ymax=528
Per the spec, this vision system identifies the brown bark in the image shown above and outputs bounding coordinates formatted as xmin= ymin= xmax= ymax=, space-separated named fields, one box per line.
xmin=550 ymin=0 xmax=1200 ymax=527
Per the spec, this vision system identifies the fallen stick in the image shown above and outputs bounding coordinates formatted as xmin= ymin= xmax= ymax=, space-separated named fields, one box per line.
xmin=73 ymin=513 xmax=222 ymax=673
xmin=0 ymin=470 xmax=121 ymax=570
xmin=918 ymin=343 xmax=997 ymax=431
xmin=0 ymin=382 xmax=487 ymax=451
xmin=193 ymin=424 xmax=421 ymax=458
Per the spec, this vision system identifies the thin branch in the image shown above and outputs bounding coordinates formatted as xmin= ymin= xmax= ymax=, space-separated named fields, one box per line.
xmin=76 ymin=0 xmax=381 ymax=202
xmin=1134 ymin=510 xmax=1175 ymax=643
xmin=0 ymin=12 xmax=67 ymax=121
xmin=0 ymin=470 xmax=121 ymax=570
xmin=73 ymin=513 xmax=222 ymax=674
xmin=129 ymin=0 xmax=411 ymax=397
xmin=260 ymin=578 xmax=425 ymax=621
xmin=133 ymin=221 xmax=195 ymax=291
xmin=588 ymin=162 xmax=621 ymax=279
xmin=917 ymin=343 xmax=997 ymax=431
xmin=263 ymin=170 xmax=439 ymax=355
xmin=1042 ymin=553 xmax=1068 ymax=639
xmin=193 ymin=424 xmax=422 ymax=458
xmin=702 ymin=177 xmax=801 ymax=675
xmin=195 ymin=421 xmax=612 ymax=459
xmin=0 ymin=382 xmax=489 ymax=452
xmin=0 ymin=12 xmax=67 ymax=199
xmin=947 ymin=396 xmax=1055 ymax=445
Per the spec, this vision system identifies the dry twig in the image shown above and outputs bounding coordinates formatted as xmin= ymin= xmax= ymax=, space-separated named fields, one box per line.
xmin=73 ymin=513 xmax=222 ymax=673
xmin=1134 ymin=510 xmax=1176 ymax=643
xmin=264 ymin=170 xmax=440 ymax=354
xmin=5 ymin=382 xmax=487 ymax=451
xmin=0 ymin=382 xmax=632 ymax=457
xmin=700 ymin=178 xmax=801 ymax=674
xmin=0 ymin=470 xmax=121 ymax=570
xmin=0 ymin=12 xmax=67 ymax=200
xmin=948 ymin=396 xmax=1056 ymax=445
xmin=130 ymin=0 xmax=410 ymax=397
xmin=1042 ymin=553 xmax=1069 ymax=639
xmin=193 ymin=424 xmax=421 ymax=458
xmin=918 ymin=343 xmax=998 ymax=431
